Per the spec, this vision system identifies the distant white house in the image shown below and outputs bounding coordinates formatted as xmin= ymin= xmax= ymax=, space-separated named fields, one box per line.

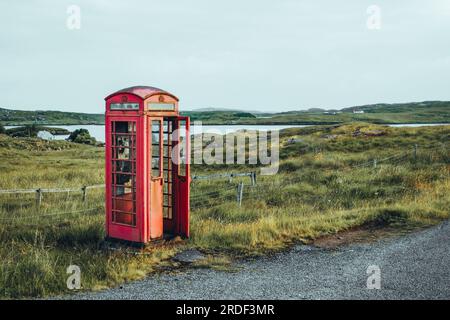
xmin=353 ymin=110 xmax=364 ymax=114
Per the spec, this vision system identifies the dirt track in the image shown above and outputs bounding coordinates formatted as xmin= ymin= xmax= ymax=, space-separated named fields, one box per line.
xmin=70 ymin=221 xmax=450 ymax=300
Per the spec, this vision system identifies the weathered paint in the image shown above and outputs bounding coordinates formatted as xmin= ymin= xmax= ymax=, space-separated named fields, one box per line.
xmin=105 ymin=86 xmax=189 ymax=244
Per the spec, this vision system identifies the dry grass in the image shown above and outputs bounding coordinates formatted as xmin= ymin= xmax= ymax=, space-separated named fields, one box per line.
xmin=0 ymin=123 xmax=448 ymax=298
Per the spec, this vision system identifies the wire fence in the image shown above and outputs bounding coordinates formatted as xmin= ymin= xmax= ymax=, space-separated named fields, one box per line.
xmin=0 ymin=207 xmax=103 ymax=227
xmin=0 ymin=143 xmax=447 ymax=222
xmin=190 ymin=143 xmax=449 ymax=209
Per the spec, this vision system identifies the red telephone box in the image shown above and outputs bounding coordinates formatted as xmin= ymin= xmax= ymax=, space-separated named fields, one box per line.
xmin=104 ymin=86 xmax=190 ymax=244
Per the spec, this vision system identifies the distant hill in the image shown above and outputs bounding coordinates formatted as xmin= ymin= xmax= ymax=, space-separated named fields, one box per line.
xmin=252 ymin=101 xmax=450 ymax=125
xmin=190 ymin=107 xmax=264 ymax=114
xmin=5 ymin=125 xmax=70 ymax=137
xmin=341 ymin=101 xmax=450 ymax=114
xmin=0 ymin=107 xmax=258 ymax=126
xmin=0 ymin=108 xmax=103 ymax=125
xmin=181 ymin=110 xmax=257 ymax=123
xmin=1 ymin=101 xmax=449 ymax=125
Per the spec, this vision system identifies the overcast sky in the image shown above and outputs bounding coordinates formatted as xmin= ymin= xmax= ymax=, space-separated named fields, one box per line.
xmin=1 ymin=0 xmax=450 ymax=113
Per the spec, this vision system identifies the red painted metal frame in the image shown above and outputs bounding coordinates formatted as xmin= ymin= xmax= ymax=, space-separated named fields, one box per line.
xmin=174 ymin=116 xmax=190 ymax=238
xmin=105 ymin=87 xmax=189 ymax=245
xmin=148 ymin=117 xmax=163 ymax=240
xmin=105 ymin=93 xmax=145 ymax=243
xmin=162 ymin=118 xmax=175 ymax=234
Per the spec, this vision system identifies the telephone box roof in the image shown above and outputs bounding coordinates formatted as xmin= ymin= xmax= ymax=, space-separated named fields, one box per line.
xmin=105 ymin=86 xmax=179 ymax=101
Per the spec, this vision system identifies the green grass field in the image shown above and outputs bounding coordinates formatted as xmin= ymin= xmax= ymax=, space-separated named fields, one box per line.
xmin=0 ymin=123 xmax=448 ymax=298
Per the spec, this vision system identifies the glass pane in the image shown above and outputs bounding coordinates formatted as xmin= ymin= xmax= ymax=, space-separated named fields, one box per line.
xmin=148 ymin=103 xmax=175 ymax=111
xmin=151 ymin=158 xmax=160 ymax=170
xmin=151 ymin=120 xmax=161 ymax=177
xmin=163 ymin=120 xmax=170 ymax=132
xmin=152 ymin=146 xmax=160 ymax=157
xmin=113 ymin=211 xmax=135 ymax=225
xmin=110 ymin=103 xmax=139 ymax=110
xmin=163 ymin=207 xmax=169 ymax=218
xmin=115 ymin=122 xmax=129 ymax=133
xmin=178 ymin=120 xmax=187 ymax=176
xmin=113 ymin=185 xmax=134 ymax=197
xmin=163 ymin=182 xmax=172 ymax=194
xmin=164 ymin=194 xmax=172 ymax=206
xmin=111 ymin=120 xmax=136 ymax=226
xmin=113 ymin=147 xmax=135 ymax=160
xmin=152 ymin=132 xmax=160 ymax=144
xmin=115 ymin=135 xmax=130 ymax=147
xmin=114 ymin=160 xmax=132 ymax=173
xmin=163 ymin=170 xmax=170 ymax=181
xmin=115 ymin=173 xmax=133 ymax=188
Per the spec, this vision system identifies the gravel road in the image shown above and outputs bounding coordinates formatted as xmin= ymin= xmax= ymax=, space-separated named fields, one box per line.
xmin=71 ymin=221 xmax=450 ymax=300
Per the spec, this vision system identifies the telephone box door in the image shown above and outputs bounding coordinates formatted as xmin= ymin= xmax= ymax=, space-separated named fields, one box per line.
xmin=174 ymin=116 xmax=190 ymax=237
xmin=149 ymin=117 xmax=164 ymax=240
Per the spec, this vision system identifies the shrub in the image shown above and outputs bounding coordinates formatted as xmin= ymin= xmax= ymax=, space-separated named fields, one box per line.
xmin=67 ymin=129 xmax=96 ymax=145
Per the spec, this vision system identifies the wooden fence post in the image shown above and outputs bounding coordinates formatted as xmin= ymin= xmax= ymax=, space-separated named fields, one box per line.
xmin=82 ymin=186 xmax=87 ymax=202
xmin=237 ymin=182 xmax=244 ymax=207
xmin=251 ymin=172 xmax=257 ymax=186
xmin=236 ymin=183 xmax=240 ymax=204
xmin=414 ymin=144 xmax=418 ymax=163
xmin=36 ymin=188 xmax=42 ymax=207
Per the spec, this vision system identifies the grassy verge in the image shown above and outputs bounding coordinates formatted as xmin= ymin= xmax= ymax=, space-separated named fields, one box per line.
xmin=0 ymin=123 xmax=448 ymax=298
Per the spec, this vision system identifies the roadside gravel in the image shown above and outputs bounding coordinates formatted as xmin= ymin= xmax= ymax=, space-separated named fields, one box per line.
xmin=68 ymin=221 xmax=450 ymax=300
